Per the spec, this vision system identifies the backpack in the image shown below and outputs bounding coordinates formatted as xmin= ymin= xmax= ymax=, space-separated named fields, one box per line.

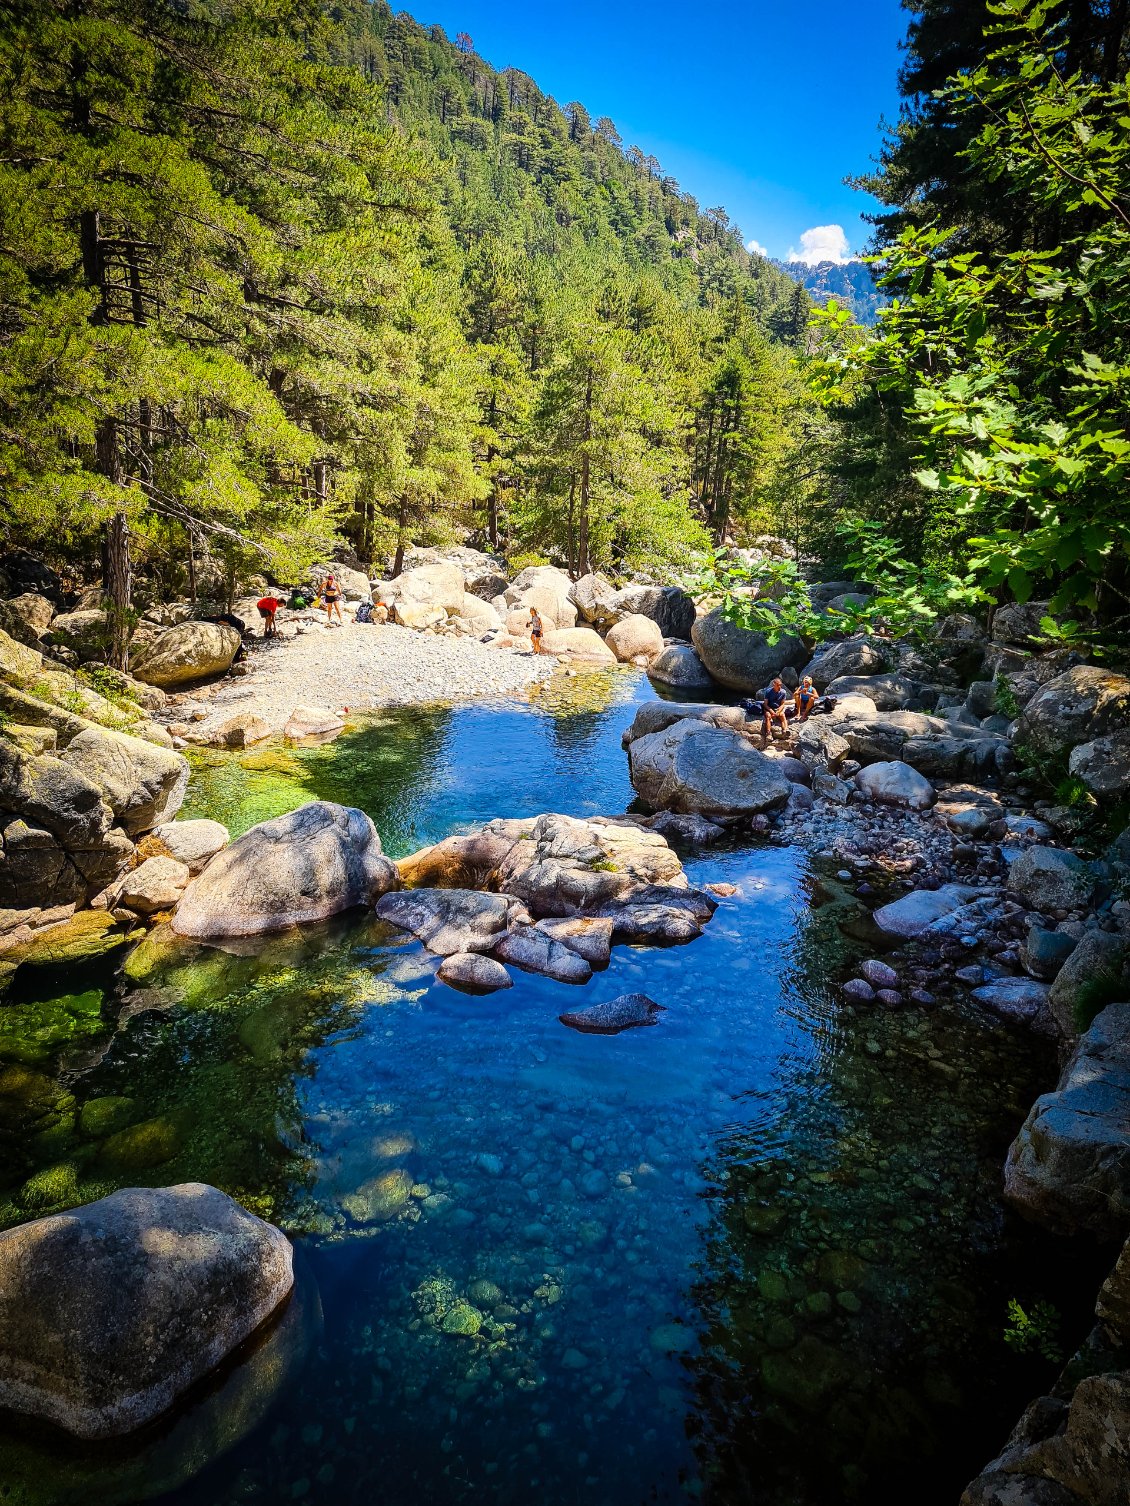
xmin=355 ymin=600 xmax=373 ymax=624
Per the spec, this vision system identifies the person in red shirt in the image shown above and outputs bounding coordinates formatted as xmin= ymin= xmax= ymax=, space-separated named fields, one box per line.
xmin=257 ymin=594 xmax=283 ymax=637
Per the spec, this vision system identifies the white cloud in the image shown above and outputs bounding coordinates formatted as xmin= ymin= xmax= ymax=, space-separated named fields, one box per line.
xmin=787 ymin=225 xmax=858 ymax=266
xmin=746 ymin=237 xmax=769 ymax=258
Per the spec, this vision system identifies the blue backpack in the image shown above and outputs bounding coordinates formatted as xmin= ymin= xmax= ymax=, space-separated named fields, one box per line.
xmin=355 ymin=601 xmax=373 ymax=624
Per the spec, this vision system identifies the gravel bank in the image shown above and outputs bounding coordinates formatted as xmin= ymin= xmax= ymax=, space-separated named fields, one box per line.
xmin=168 ymin=618 xmax=555 ymax=735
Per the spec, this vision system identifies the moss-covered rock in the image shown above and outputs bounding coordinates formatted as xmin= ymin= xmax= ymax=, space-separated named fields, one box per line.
xmin=439 ymin=1301 xmax=483 ymax=1336
xmin=15 ymin=1161 xmax=80 ymax=1211
xmin=78 ymin=1096 xmax=136 ymax=1139
xmin=97 ymin=1115 xmax=183 ymax=1172
xmin=341 ymin=1167 xmax=412 ymax=1224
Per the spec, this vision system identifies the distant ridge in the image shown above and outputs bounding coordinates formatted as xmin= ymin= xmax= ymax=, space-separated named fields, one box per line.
xmin=773 ymin=259 xmax=887 ymax=327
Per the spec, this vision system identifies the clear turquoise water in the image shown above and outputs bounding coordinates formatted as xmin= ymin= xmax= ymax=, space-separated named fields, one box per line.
xmin=0 ymin=670 xmax=1090 ymax=1506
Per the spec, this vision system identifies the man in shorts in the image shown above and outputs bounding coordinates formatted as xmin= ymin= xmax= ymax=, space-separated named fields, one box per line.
xmin=256 ymin=594 xmax=283 ymax=637
xmin=762 ymin=677 xmax=789 ymax=740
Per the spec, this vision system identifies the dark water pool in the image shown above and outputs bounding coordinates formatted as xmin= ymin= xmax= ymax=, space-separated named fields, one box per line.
xmin=0 ymin=670 xmax=1086 ymax=1506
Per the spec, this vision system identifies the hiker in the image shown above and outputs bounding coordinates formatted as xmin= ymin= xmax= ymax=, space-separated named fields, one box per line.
xmin=527 ymin=605 xmax=545 ymax=654
xmin=322 ymin=572 xmax=344 ymax=625
xmin=793 ymin=676 xmax=819 ymax=722
xmin=762 ymin=677 xmax=790 ymax=740
xmin=257 ymin=593 xmax=283 ymax=637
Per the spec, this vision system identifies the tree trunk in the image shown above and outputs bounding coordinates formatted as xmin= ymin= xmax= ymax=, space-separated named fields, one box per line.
xmin=578 ymin=367 xmax=593 ymax=578
xmin=105 ymin=509 xmax=131 ymax=671
xmin=566 ymin=470 xmax=577 ymax=578
xmin=187 ymin=529 xmax=197 ymax=604
xmin=392 ymin=496 xmax=410 ymax=577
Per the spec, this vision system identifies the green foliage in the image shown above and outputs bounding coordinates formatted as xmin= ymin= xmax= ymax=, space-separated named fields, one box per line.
xmin=691 ymin=517 xmax=987 ymax=644
xmin=1003 ymin=1297 xmax=1063 ymax=1364
xmin=993 ymin=676 xmax=1021 ymax=718
xmin=1072 ymin=967 xmax=1127 ymax=1034
xmin=811 ymin=0 xmax=1130 ymax=643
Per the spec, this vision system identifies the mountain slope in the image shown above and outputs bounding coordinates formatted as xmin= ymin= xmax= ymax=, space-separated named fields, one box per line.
xmin=776 ymin=259 xmax=887 ymax=326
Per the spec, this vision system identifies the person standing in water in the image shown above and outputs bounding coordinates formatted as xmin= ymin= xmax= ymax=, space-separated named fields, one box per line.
xmin=527 ymin=606 xmax=545 ymax=654
xmin=322 ymin=572 xmax=344 ymax=626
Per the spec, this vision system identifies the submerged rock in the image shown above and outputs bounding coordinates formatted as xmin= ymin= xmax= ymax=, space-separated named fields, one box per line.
xmin=1005 ymin=1003 xmax=1130 ymax=1238
xmin=560 ymin=991 xmax=662 ymax=1034
xmin=173 ymin=801 xmax=398 ymax=938
xmin=377 ymin=888 xmax=516 ymax=956
xmin=436 ymin=951 xmax=513 ymax=993
xmin=872 ymin=884 xmax=987 ymax=939
xmin=494 ymin=924 xmax=593 ymax=983
xmin=0 ymin=1183 xmax=293 ymax=1439
xmin=970 ymin=977 xmax=1050 ymax=1024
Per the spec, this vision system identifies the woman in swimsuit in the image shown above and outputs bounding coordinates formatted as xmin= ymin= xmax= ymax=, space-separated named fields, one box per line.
xmin=794 ymin=676 xmax=819 ymax=721
xmin=527 ymin=606 xmax=545 ymax=654
xmin=323 ymin=573 xmax=343 ymax=625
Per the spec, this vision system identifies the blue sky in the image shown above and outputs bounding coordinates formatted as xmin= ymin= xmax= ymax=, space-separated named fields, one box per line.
xmin=413 ymin=0 xmax=909 ymax=262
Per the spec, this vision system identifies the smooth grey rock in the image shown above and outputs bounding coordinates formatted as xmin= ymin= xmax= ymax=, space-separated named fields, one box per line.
xmin=60 ymin=725 xmax=188 ymax=835
xmin=647 ymin=643 xmax=716 ymax=691
xmin=559 ymin=992 xmax=663 ymax=1034
xmin=1047 ymin=931 xmax=1127 ymax=1038
xmin=594 ymin=886 xmax=715 ymax=945
xmin=131 ymin=622 xmax=242 ymax=688
xmin=842 ymin=978 xmax=875 ymax=1002
xmin=174 ymin=801 xmax=398 ymax=938
xmin=860 ymin=959 xmax=898 ymax=989
xmin=613 ymin=584 xmax=695 ymax=639
xmin=1018 ymin=666 xmax=1130 ymax=760
xmin=647 ymin=811 xmax=726 ymax=847
xmin=1005 ymin=1003 xmax=1130 ymax=1238
xmin=1021 ymin=925 xmax=1078 ymax=982
xmin=504 ymin=566 xmax=575 ymax=626
xmin=971 ymin=977 xmax=1050 ymax=1023
xmin=690 ymin=606 xmax=806 ymax=693
xmin=153 ymin=818 xmax=229 ymax=873
xmin=1009 ymin=845 xmax=1097 ymax=911
xmin=436 ymin=951 xmax=513 ymax=993
xmin=494 ymin=924 xmax=593 ymax=983
xmin=1069 ymin=731 xmax=1130 ymax=802
xmin=824 ymin=673 xmax=916 ymax=710
xmin=606 ymin=614 xmax=663 ymax=663
xmin=535 ymin=915 xmax=614 ymax=967
xmin=0 ymin=1183 xmax=293 ymax=1439
xmin=376 ymin=888 xmax=514 ymax=956
xmin=117 ymin=856 xmax=191 ymax=915
xmin=622 ymin=701 xmax=746 ymax=745
xmin=803 ymin=636 xmax=890 ymax=691
xmin=853 ymin=760 xmax=935 ymax=811
xmin=629 ymin=719 xmax=791 ymax=818
xmin=901 ymin=734 xmax=1012 ymax=779
xmin=568 ymin=572 xmax=620 ymax=630
xmin=872 ymin=883 xmax=984 ymax=939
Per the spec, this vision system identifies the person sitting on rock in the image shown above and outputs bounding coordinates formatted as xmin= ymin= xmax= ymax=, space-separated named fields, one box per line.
xmin=762 ymin=677 xmax=790 ymax=740
xmin=527 ymin=606 xmax=545 ymax=654
xmin=793 ymin=676 xmax=819 ymax=722
xmin=373 ymin=599 xmax=390 ymax=625
xmin=256 ymin=594 xmax=283 ymax=638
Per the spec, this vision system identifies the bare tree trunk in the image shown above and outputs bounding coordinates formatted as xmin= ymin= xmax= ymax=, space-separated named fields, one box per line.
xmin=578 ymin=368 xmax=593 ymax=577
xmin=105 ymin=509 xmax=131 ymax=670
xmin=392 ymin=496 xmax=410 ymax=577
xmin=187 ymin=528 xmax=197 ymax=604
xmin=566 ymin=470 xmax=577 ymax=577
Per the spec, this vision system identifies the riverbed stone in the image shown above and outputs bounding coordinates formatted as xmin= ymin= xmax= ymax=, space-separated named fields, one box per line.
xmin=535 ymin=916 xmax=614 ymax=967
xmin=853 ymin=760 xmax=935 ymax=810
xmin=1009 ymin=845 xmax=1097 ymax=911
xmin=971 ymin=978 xmax=1051 ymax=1024
xmin=1017 ymin=665 xmax=1130 ymax=759
xmin=152 ymin=818 xmax=229 ymax=874
xmin=1069 ymin=730 xmax=1130 ymax=802
xmin=803 ymin=637 xmax=890 ymax=691
xmin=824 ymin=673 xmax=916 ymax=710
xmin=1005 ymin=1002 xmax=1130 ymax=1238
xmin=629 ymin=718 xmax=791 ymax=818
xmin=342 ymin=1167 xmax=413 ymax=1224
xmin=872 ymin=883 xmax=987 ymax=939
xmin=605 ymin=613 xmax=663 ymax=664
xmin=436 ymin=952 xmax=513 ymax=993
xmin=0 ymin=1183 xmax=293 ymax=1439
xmin=559 ymin=992 xmax=663 ymax=1034
xmin=690 ymin=606 xmax=806 ymax=693
xmin=117 ymin=856 xmax=191 ymax=916
xmin=376 ymin=888 xmax=515 ymax=955
xmin=174 ymin=801 xmax=397 ymax=938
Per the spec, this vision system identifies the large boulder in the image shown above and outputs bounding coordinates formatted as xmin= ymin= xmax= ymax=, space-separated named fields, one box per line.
xmin=388 ymin=563 xmax=465 ymax=623
xmin=8 ymin=593 xmax=54 ymax=634
xmin=1047 ymin=932 xmax=1128 ymax=1038
xmin=853 ymin=760 xmax=935 ymax=811
xmin=824 ymin=673 xmax=916 ymax=710
xmin=510 ymin=584 xmax=575 ymax=630
xmin=0 ymin=740 xmax=111 ymax=848
xmin=991 ymin=600 xmax=1053 ymax=645
xmin=1069 ymin=731 xmax=1130 ymax=802
xmin=494 ymin=924 xmax=593 ymax=983
xmin=47 ymin=608 xmax=113 ymax=661
xmin=1004 ymin=1003 xmax=1130 ymax=1239
xmin=569 ymin=572 xmax=620 ymax=630
xmin=612 ymin=584 xmax=695 ymax=640
xmin=0 ymin=1183 xmax=293 ymax=1439
xmin=540 ymin=627 xmax=615 ymax=662
xmin=1009 ymin=845 xmax=1097 ymax=912
xmin=622 ymin=701 xmax=747 ymax=745
xmin=836 ymin=710 xmax=941 ymax=765
xmin=690 ymin=606 xmax=806 ymax=693
xmin=1017 ymin=665 xmax=1130 ymax=760
xmin=131 ymin=623 xmax=241 ymax=688
xmin=0 ymin=814 xmax=132 ymax=910
xmin=375 ymin=888 xmax=517 ymax=956
xmin=59 ymin=726 xmax=188 ymax=835
xmin=629 ymin=718 xmax=791 ymax=818
xmin=647 ymin=643 xmax=716 ymax=691
xmin=900 ymin=733 xmax=1012 ymax=780
xmin=803 ymin=637 xmax=891 ymax=692
xmin=605 ymin=614 xmax=663 ymax=665
xmin=455 ymin=595 xmax=502 ymax=634
xmin=173 ymin=801 xmax=398 ymax=938
xmin=504 ymin=566 xmax=575 ymax=626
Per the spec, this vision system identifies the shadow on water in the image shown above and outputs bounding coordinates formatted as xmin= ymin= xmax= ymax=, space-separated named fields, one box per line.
xmin=0 ymin=670 xmax=1090 ymax=1506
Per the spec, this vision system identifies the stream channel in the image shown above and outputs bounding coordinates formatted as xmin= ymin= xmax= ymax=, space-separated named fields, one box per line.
xmin=0 ymin=669 xmax=1093 ymax=1505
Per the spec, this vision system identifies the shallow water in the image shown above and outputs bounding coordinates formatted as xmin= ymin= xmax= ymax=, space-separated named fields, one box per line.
xmin=0 ymin=670 xmax=1089 ymax=1506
